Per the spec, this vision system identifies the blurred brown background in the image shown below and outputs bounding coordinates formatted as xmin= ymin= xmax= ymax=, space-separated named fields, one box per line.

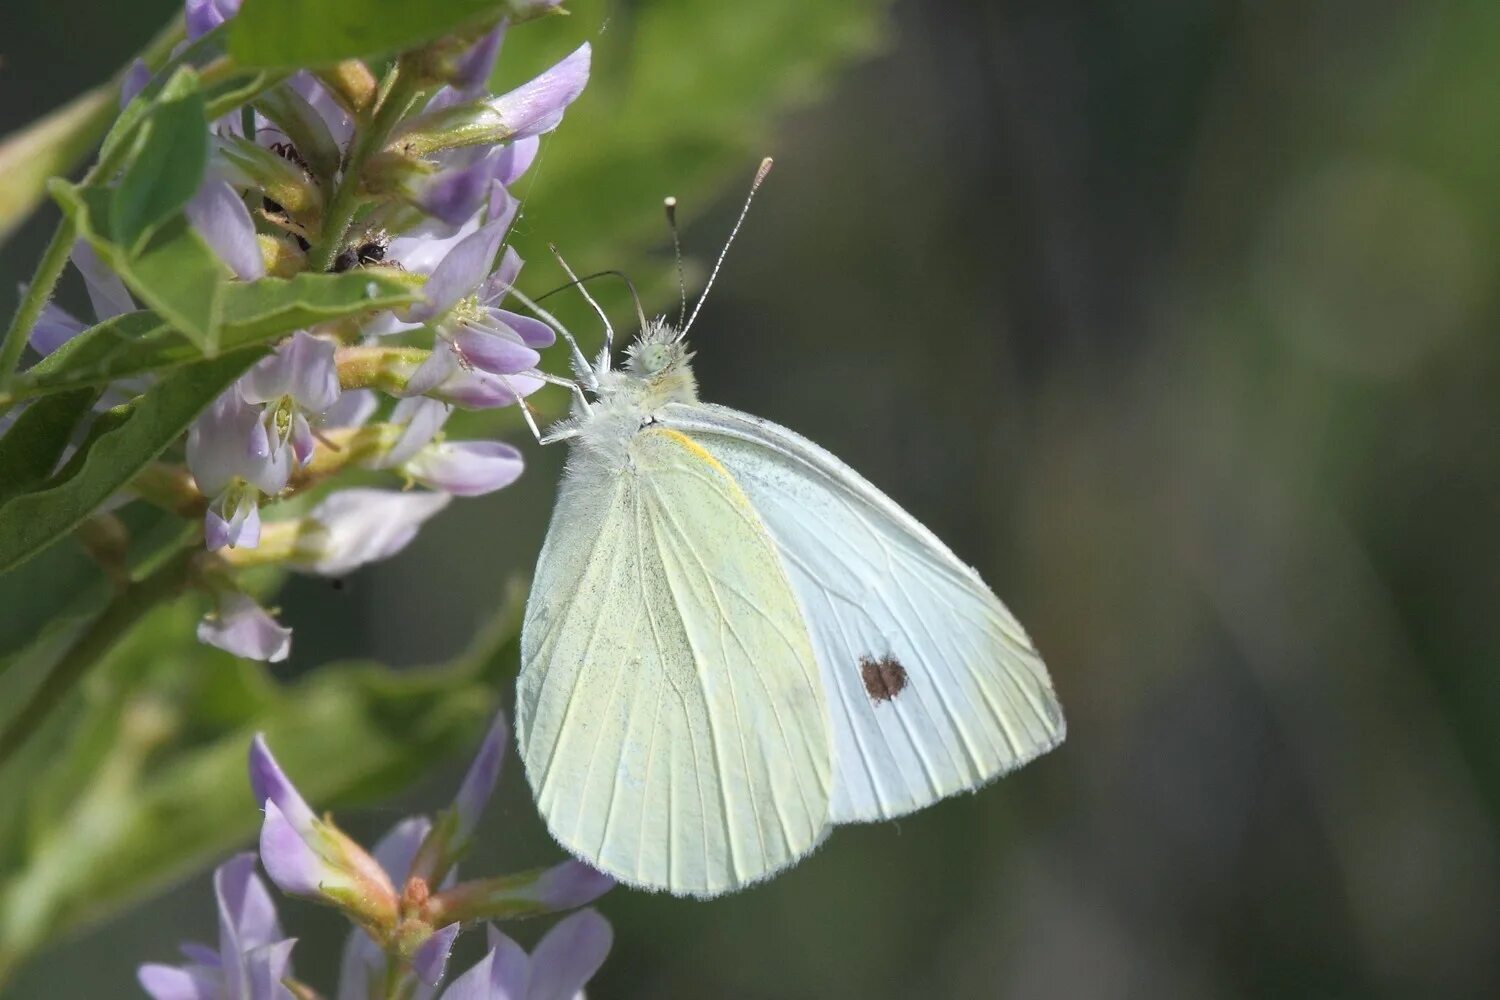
xmin=3 ymin=0 xmax=1499 ymax=996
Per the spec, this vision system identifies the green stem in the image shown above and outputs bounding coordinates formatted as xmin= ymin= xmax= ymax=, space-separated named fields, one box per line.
xmin=0 ymin=543 xmax=196 ymax=770
xmin=0 ymin=225 xmax=75 ymax=394
xmin=309 ymin=63 xmax=423 ymax=272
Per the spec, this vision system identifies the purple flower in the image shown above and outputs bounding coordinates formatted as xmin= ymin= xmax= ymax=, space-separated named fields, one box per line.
xmin=185 ymin=0 xmax=242 ymax=40
xmin=27 ymin=241 xmax=136 ymax=358
xmin=241 ymin=331 xmax=341 ymax=471
xmin=187 ymin=333 xmax=341 ymax=550
xmin=409 ymin=150 xmax=512 ymax=228
xmin=399 ymin=200 xmax=555 ymax=406
xmin=188 ymin=391 xmax=287 ymax=550
xmin=250 ymin=736 xmax=400 ymax=928
xmin=29 ymin=301 xmax=87 ymax=358
xmin=406 ymin=440 xmax=524 ymax=497
xmin=197 ymin=591 xmax=291 ymax=662
xmin=452 ymin=714 xmax=508 ymax=847
xmin=136 ymin=853 xmax=297 ymax=1000
xmin=121 ymin=59 xmax=152 ymax=107
xmin=438 ymin=912 xmax=612 ymax=1000
xmin=394 ymin=44 xmax=591 ymax=154
xmin=316 ymin=388 xmax=378 ymax=430
xmin=408 ymin=191 xmax=515 ymax=322
xmin=379 ymin=398 xmax=525 ymax=497
xmin=383 ymin=397 xmax=452 ymax=467
xmin=449 ymin=24 xmax=506 ymax=101
xmin=186 ymin=179 xmax=265 ymax=280
xmin=405 ymin=342 xmax=544 ymax=410
xmin=481 ymin=44 xmax=592 ymax=143
xmin=288 ymin=488 xmax=451 ymax=576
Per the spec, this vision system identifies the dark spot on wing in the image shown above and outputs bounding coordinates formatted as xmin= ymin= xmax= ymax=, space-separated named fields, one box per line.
xmin=859 ymin=655 xmax=908 ymax=703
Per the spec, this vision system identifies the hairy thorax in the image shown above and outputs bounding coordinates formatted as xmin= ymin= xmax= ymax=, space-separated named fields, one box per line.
xmin=569 ymin=324 xmax=699 ymax=473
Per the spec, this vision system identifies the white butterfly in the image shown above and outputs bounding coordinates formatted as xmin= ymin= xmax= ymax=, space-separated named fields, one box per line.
xmin=508 ymin=162 xmax=1065 ymax=897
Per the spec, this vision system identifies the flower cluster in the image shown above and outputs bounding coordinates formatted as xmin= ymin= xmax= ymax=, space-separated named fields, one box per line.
xmin=138 ymin=715 xmax=614 ymax=999
xmin=32 ymin=0 xmax=589 ymax=662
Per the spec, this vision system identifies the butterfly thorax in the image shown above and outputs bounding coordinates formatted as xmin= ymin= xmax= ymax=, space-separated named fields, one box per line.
xmin=569 ymin=319 xmax=698 ymax=471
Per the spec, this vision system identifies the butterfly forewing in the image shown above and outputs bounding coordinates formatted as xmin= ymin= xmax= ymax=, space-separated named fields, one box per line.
xmin=518 ymin=427 xmax=832 ymax=896
xmin=661 ymin=403 xmax=1066 ymax=823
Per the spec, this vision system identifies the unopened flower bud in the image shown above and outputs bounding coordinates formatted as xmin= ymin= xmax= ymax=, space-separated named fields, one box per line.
xmin=391 ymin=44 xmax=590 ymax=157
xmin=215 ymin=137 xmax=324 ymax=222
xmin=250 ymin=735 xmax=400 ymax=931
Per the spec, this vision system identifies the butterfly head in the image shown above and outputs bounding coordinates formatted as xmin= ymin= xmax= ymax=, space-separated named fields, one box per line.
xmin=625 ymin=318 xmax=691 ymax=377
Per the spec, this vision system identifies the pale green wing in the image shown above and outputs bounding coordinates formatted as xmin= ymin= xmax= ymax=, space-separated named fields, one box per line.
xmin=517 ymin=428 xmax=832 ymax=896
xmin=661 ymin=403 xmax=1065 ymax=824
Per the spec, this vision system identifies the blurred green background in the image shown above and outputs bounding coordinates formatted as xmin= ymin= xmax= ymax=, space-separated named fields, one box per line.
xmin=3 ymin=0 xmax=1500 ymax=996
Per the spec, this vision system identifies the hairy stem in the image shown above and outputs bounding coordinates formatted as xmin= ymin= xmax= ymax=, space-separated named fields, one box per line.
xmin=309 ymin=63 xmax=424 ymax=272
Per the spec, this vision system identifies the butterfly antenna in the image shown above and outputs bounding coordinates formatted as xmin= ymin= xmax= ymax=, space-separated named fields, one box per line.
xmin=664 ymin=196 xmax=687 ymax=327
xmin=549 ymin=243 xmax=615 ymax=372
xmin=536 ymin=269 xmax=649 ymax=334
xmin=680 ymin=157 xmax=773 ymax=339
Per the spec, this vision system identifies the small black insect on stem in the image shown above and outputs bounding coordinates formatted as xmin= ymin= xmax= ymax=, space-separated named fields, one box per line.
xmin=329 ymin=234 xmax=391 ymax=273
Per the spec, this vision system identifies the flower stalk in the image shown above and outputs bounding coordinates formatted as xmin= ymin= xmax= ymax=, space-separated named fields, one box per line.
xmin=309 ymin=61 xmax=424 ymax=272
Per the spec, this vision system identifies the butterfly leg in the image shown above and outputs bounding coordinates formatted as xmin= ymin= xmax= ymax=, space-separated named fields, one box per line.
xmin=506 ymin=288 xmax=601 ymax=390
xmin=498 ymin=373 xmax=581 ymax=447
xmin=530 ymin=370 xmax=593 ymax=416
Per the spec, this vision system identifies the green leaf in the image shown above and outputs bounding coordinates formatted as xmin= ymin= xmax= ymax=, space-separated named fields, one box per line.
xmin=0 ymin=390 xmax=100 ymax=508
xmin=4 ymin=271 xmax=418 ymax=403
xmin=110 ymin=68 xmax=208 ymax=253
xmin=0 ymin=351 xmax=259 ymax=576
xmin=253 ymin=83 xmax=343 ymax=186
xmin=52 ymin=182 xmax=225 ymax=350
xmin=231 ymin=0 xmax=508 ymax=67
xmin=221 ymin=268 xmax=420 ymax=339
xmin=100 ymin=26 xmax=228 ymax=167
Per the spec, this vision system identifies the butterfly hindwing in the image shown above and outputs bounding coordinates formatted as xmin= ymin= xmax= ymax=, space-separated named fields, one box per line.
xmin=517 ymin=426 xmax=832 ymax=895
xmin=662 ymin=403 xmax=1065 ymax=824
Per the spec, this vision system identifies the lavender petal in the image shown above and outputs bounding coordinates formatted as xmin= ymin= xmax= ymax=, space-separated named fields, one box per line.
xmin=248 ymin=734 xmax=319 ymax=831
xmin=451 ymin=325 xmax=540 ymax=375
xmin=413 ymin=923 xmax=462 ymax=987
xmin=258 ymin=799 xmax=325 ymax=897
xmin=486 ymin=43 xmax=591 ymax=142
xmin=384 ymin=397 xmax=452 ymax=468
xmin=197 ymin=593 xmax=290 ymax=662
xmin=452 ymin=713 xmax=509 ymax=845
xmin=136 ymin=964 xmax=218 ymax=1000
xmin=415 ymin=216 xmax=510 ymax=320
xmin=406 ymin=440 xmax=524 ymax=497
xmin=525 ymin=909 xmax=612 ymax=1000
xmin=185 ymin=179 xmax=266 ymax=280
